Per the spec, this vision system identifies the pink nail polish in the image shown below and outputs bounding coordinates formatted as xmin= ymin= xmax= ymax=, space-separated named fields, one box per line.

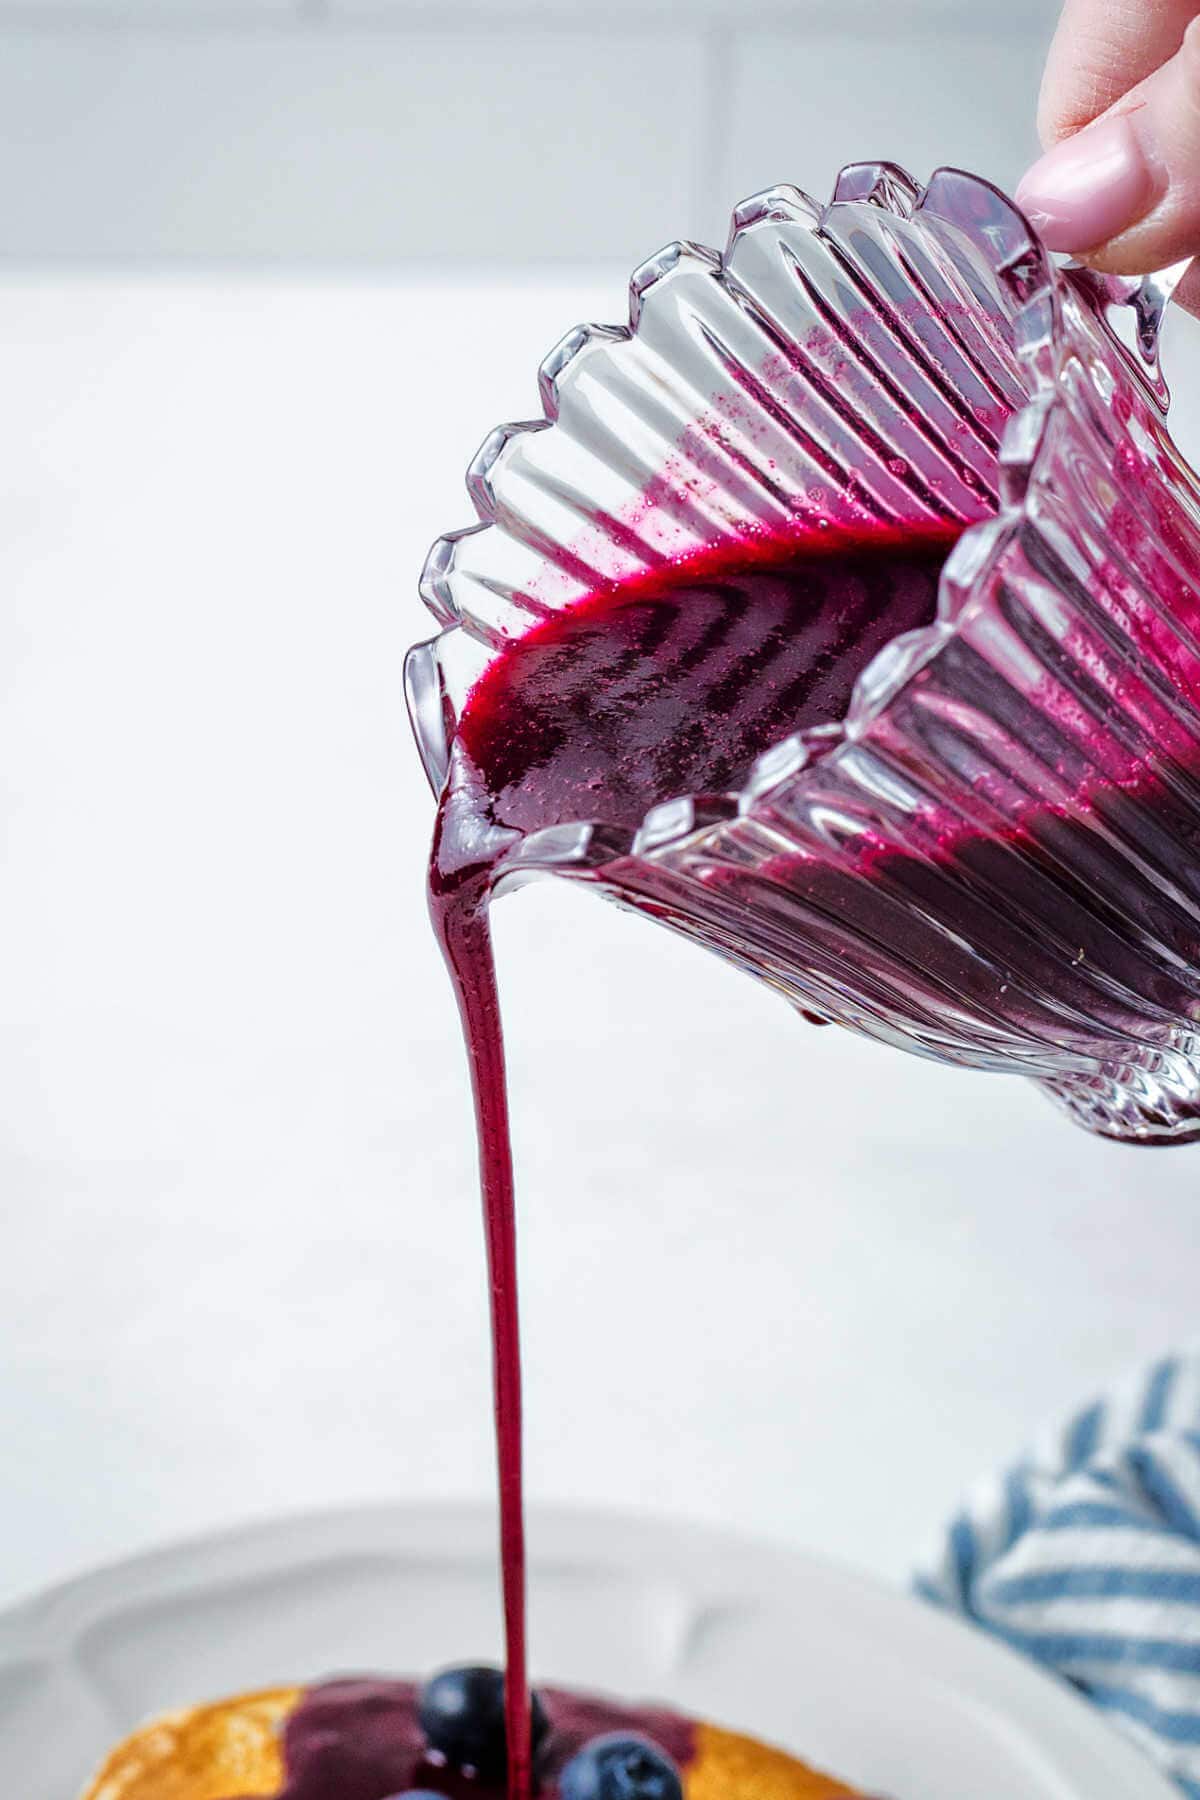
xmin=1016 ymin=115 xmax=1157 ymax=253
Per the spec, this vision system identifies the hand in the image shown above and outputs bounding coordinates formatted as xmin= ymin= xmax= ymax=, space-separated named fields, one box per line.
xmin=1017 ymin=1 xmax=1200 ymax=310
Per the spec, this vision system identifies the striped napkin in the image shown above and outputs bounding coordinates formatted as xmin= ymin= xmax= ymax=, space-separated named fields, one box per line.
xmin=916 ymin=1355 xmax=1200 ymax=1797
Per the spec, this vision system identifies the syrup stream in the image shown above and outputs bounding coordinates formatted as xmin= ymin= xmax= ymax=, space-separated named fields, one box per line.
xmin=430 ymin=871 xmax=532 ymax=1800
xmin=428 ymin=525 xmax=963 ymax=1799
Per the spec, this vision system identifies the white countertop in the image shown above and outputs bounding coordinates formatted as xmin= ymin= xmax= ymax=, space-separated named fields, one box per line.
xmin=3 ymin=271 xmax=1200 ymax=1617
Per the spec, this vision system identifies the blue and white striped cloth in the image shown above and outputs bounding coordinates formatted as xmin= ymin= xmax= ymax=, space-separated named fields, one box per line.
xmin=917 ymin=1355 xmax=1200 ymax=1797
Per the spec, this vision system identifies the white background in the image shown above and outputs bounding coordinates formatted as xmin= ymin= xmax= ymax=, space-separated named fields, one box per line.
xmin=4 ymin=0 xmax=1200 ymax=1621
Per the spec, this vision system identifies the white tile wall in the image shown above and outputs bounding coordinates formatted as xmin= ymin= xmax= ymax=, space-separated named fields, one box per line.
xmin=712 ymin=22 xmax=1048 ymax=245
xmin=0 ymin=5 xmax=1058 ymax=269
xmin=0 ymin=27 xmax=705 ymax=263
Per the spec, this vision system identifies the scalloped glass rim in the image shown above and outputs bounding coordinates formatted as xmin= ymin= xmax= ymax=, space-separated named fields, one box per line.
xmin=404 ymin=161 xmax=1171 ymax=885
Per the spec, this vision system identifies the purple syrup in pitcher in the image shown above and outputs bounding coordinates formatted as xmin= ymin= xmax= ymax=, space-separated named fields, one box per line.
xmin=452 ymin=525 xmax=961 ymax=841
xmin=428 ymin=520 xmax=965 ymax=1800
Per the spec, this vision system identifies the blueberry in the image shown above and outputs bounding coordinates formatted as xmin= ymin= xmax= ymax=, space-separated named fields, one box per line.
xmin=417 ymin=1665 xmax=548 ymax=1778
xmin=559 ymin=1734 xmax=683 ymax=1800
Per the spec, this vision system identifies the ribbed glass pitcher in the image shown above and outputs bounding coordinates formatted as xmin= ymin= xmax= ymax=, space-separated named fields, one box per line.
xmin=407 ymin=163 xmax=1200 ymax=1145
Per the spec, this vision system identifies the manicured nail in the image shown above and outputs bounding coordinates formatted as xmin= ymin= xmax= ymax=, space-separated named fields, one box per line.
xmin=1016 ymin=115 xmax=1158 ymax=253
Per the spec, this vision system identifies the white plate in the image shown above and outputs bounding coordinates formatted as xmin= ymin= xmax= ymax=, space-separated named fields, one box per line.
xmin=0 ymin=1502 xmax=1174 ymax=1800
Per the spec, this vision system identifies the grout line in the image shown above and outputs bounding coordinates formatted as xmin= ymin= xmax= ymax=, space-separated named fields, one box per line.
xmin=309 ymin=1 xmax=1056 ymax=26
xmin=0 ymin=253 xmax=643 ymax=272
xmin=0 ymin=10 xmax=311 ymax=31
xmin=0 ymin=6 xmax=1061 ymax=39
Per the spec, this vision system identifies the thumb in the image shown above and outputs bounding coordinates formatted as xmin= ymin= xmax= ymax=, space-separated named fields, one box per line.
xmin=1017 ymin=15 xmax=1200 ymax=274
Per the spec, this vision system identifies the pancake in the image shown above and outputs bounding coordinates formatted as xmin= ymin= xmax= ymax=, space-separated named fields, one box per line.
xmin=80 ymin=1674 xmax=863 ymax=1800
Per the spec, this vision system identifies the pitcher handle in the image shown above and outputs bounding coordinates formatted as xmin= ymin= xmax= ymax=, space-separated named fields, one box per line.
xmin=1066 ymin=256 xmax=1194 ymax=408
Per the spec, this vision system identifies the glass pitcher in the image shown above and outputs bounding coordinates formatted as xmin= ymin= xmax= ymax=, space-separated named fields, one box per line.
xmin=406 ymin=162 xmax=1200 ymax=1146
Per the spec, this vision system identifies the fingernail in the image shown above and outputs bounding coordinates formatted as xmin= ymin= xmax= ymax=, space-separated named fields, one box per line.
xmin=1016 ymin=115 xmax=1158 ymax=253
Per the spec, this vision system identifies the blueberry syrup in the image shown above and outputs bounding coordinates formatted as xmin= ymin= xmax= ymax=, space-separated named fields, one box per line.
xmin=428 ymin=521 xmax=965 ymax=1800
xmin=232 ymin=1678 xmax=695 ymax=1800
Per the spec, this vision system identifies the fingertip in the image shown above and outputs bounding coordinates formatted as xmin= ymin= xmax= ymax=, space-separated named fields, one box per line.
xmin=1015 ymin=115 xmax=1157 ymax=255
